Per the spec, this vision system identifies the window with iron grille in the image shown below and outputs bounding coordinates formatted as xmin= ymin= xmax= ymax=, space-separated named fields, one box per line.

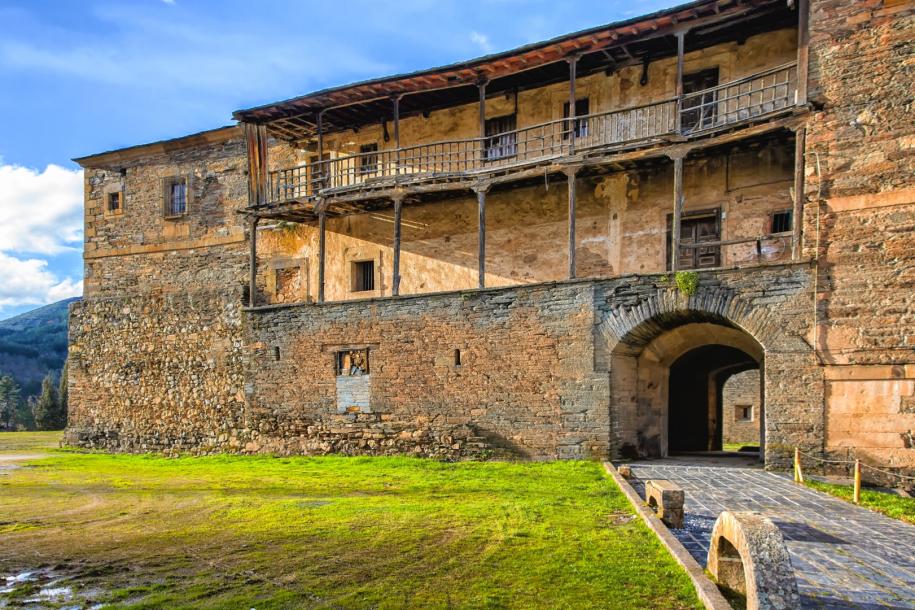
xmin=771 ymin=210 xmax=793 ymax=233
xmin=351 ymin=260 xmax=375 ymax=292
xmin=484 ymin=114 xmax=517 ymax=161
xmin=359 ymin=143 xmax=379 ymax=175
xmin=562 ymin=98 xmax=590 ymax=139
xmin=163 ymin=177 xmax=188 ymax=217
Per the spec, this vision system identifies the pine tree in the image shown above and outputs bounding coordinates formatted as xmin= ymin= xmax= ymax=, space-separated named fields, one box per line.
xmin=32 ymin=372 xmax=60 ymax=431
xmin=58 ymin=360 xmax=69 ymax=428
xmin=0 ymin=375 xmax=20 ymax=430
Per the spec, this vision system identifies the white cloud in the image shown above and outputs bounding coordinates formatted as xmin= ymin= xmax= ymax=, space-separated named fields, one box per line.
xmin=0 ymin=252 xmax=82 ymax=309
xmin=161 ymin=0 xmax=176 ymax=4
xmin=470 ymin=31 xmax=493 ymax=53
xmin=0 ymin=164 xmax=83 ymax=255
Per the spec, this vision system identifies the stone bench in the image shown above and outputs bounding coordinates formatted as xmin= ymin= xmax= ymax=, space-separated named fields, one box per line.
xmin=645 ymin=479 xmax=684 ymax=528
xmin=707 ymin=511 xmax=800 ymax=610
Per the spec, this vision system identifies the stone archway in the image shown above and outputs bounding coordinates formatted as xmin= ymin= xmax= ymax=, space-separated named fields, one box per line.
xmin=594 ymin=283 xmax=821 ymax=466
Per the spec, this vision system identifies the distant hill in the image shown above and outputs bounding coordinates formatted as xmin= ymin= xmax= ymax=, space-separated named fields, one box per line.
xmin=0 ymin=298 xmax=78 ymax=398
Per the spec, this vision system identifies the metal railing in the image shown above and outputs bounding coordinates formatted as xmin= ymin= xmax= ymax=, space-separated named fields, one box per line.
xmin=266 ymin=63 xmax=797 ymax=205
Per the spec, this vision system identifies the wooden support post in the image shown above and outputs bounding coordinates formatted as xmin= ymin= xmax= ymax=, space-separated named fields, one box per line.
xmin=248 ymin=216 xmax=259 ymax=308
xmin=566 ymin=167 xmax=579 ymax=279
xmin=794 ymin=447 xmax=804 ymax=483
xmin=671 ymin=155 xmax=685 ymax=272
xmin=567 ymin=55 xmax=579 ymax=153
xmin=392 ymin=95 xmax=402 ymax=175
xmin=478 ymin=78 xmax=488 ymax=161
xmin=244 ymin=122 xmax=268 ymax=207
xmin=475 ymin=185 xmax=487 ymax=288
xmin=792 ymin=127 xmax=806 ymax=260
xmin=318 ymin=209 xmax=327 ymax=303
xmin=796 ymin=0 xmax=809 ymax=106
xmin=675 ymin=31 xmax=686 ymax=133
xmin=853 ymin=459 xmax=862 ymax=504
xmin=392 ymin=195 xmax=403 ymax=296
xmin=317 ymin=110 xmax=326 ymax=188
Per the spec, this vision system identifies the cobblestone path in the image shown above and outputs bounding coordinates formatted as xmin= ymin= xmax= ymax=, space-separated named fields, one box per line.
xmin=624 ymin=458 xmax=915 ymax=609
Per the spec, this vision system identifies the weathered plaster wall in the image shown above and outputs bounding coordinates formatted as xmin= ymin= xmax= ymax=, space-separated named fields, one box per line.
xmin=722 ymin=370 xmax=762 ymax=445
xmin=805 ymin=0 xmax=915 ymax=472
xmin=256 ymin=136 xmax=795 ymax=304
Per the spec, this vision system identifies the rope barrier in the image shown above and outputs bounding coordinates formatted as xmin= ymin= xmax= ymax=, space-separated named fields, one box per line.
xmin=794 ymin=448 xmax=915 ymax=490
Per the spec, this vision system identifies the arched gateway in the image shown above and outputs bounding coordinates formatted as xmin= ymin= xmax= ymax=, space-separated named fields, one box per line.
xmin=595 ymin=281 xmax=821 ymax=467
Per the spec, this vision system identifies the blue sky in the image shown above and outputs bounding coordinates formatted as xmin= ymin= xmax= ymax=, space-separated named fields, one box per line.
xmin=0 ymin=0 xmax=677 ymax=320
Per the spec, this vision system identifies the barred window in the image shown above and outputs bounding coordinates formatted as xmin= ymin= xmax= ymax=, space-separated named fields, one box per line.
xmin=164 ymin=177 xmax=188 ymax=217
xmin=107 ymin=191 xmax=123 ymax=215
xmin=351 ymin=260 xmax=375 ymax=292
xmin=771 ymin=210 xmax=792 ymax=233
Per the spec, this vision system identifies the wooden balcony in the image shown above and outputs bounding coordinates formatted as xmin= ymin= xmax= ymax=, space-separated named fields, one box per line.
xmin=261 ymin=63 xmax=798 ymax=211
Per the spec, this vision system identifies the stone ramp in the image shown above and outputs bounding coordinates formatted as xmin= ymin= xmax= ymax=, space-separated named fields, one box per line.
xmin=624 ymin=459 xmax=915 ymax=609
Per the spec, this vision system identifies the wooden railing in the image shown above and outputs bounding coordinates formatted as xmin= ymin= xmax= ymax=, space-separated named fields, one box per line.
xmin=267 ymin=63 xmax=797 ymax=205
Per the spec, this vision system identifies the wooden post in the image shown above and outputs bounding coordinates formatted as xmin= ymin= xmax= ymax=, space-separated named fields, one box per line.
xmin=392 ymin=195 xmax=403 ymax=296
xmin=671 ymin=155 xmax=685 ymax=272
xmin=566 ymin=168 xmax=579 ymax=279
xmin=392 ymin=95 xmax=402 ymax=175
xmin=478 ymin=78 xmax=488 ymax=162
xmin=567 ymin=55 xmax=579 ymax=153
xmin=248 ymin=216 xmax=259 ymax=307
xmin=796 ymin=0 xmax=810 ymax=106
xmin=243 ymin=122 xmax=268 ymax=207
xmin=853 ymin=459 xmax=862 ymax=504
xmin=794 ymin=447 xmax=804 ymax=483
xmin=675 ymin=31 xmax=686 ymax=133
xmin=475 ymin=185 xmax=487 ymax=288
xmin=317 ymin=110 xmax=326 ymax=189
xmin=318 ymin=209 xmax=327 ymax=303
xmin=792 ymin=127 xmax=806 ymax=260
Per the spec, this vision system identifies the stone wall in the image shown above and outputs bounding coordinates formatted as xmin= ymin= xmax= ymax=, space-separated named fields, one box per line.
xmin=722 ymin=370 xmax=761 ymax=445
xmin=805 ymin=0 xmax=915 ymax=473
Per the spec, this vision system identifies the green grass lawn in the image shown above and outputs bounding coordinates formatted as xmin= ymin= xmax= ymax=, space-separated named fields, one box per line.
xmin=722 ymin=442 xmax=759 ymax=453
xmin=804 ymin=479 xmax=915 ymax=525
xmin=0 ymin=433 xmax=699 ymax=609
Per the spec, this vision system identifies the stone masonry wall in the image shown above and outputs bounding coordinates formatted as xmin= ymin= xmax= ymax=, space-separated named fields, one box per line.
xmin=722 ymin=370 xmax=762 ymax=445
xmin=805 ymin=0 xmax=915 ymax=474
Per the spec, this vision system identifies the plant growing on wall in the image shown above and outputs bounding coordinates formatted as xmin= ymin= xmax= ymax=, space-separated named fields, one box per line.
xmin=674 ymin=271 xmax=700 ymax=296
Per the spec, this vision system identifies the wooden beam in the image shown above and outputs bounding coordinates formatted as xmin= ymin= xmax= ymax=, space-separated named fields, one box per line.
xmin=796 ymin=0 xmax=809 ymax=105
xmin=392 ymin=195 xmax=403 ymax=296
xmin=792 ymin=127 xmax=806 ymax=259
xmin=244 ymin=122 xmax=268 ymax=207
xmin=248 ymin=216 xmax=259 ymax=307
xmin=671 ymin=156 xmax=685 ymax=271
xmin=318 ymin=209 xmax=327 ymax=303
xmin=566 ymin=167 xmax=579 ymax=279
xmin=675 ymin=31 xmax=685 ymax=133
xmin=477 ymin=190 xmax=488 ymax=284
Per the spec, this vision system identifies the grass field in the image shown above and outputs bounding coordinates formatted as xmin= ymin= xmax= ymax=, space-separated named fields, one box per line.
xmin=0 ymin=432 xmax=699 ymax=609
xmin=804 ymin=479 xmax=915 ymax=525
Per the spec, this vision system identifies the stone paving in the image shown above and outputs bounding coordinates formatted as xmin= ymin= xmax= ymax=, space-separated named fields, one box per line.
xmin=623 ymin=457 xmax=915 ymax=609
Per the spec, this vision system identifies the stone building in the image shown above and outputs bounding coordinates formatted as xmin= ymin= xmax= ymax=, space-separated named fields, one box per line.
xmin=67 ymin=0 xmax=914 ymax=476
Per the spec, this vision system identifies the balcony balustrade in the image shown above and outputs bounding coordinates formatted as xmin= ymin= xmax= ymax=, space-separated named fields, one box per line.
xmin=265 ymin=62 xmax=797 ymax=206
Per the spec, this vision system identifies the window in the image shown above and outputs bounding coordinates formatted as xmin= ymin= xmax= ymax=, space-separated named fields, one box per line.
xmin=351 ymin=260 xmax=375 ymax=292
xmin=359 ymin=143 xmax=379 ymax=175
xmin=106 ymin=191 xmax=123 ymax=216
xmin=562 ymin=98 xmax=590 ymax=139
xmin=666 ymin=209 xmax=721 ymax=270
xmin=484 ymin=114 xmax=517 ymax=161
xmin=681 ymin=68 xmax=720 ymax=134
xmin=336 ymin=348 xmax=369 ymax=376
xmin=735 ymin=405 xmax=753 ymax=422
xmin=454 ymin=349 xmax=462 ymax=367
xmin=163 ymin=177 xmax=188 ymax=217
xmin=771 ymin=210 xmax=793 ymax=233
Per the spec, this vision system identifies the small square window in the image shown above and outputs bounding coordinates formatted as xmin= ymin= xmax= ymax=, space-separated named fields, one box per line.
xmin=735 ymin=405 xmax=753 ymax=422
xmin=771 ymin=210 xmax=792 ymax=233
xmin=163 ymin=177 xmax=189 ymax=218
xmin=106 ymin=191 xmax=123 ymax=216
xmin=351 ymin=260 xmax=375 ymax=292
xmin=336 ymin=348 xmax=369 ymax=376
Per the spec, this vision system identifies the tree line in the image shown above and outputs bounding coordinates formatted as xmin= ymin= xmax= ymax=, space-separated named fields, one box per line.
xmin=0 ymin=361 xmax=68 ymax=431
